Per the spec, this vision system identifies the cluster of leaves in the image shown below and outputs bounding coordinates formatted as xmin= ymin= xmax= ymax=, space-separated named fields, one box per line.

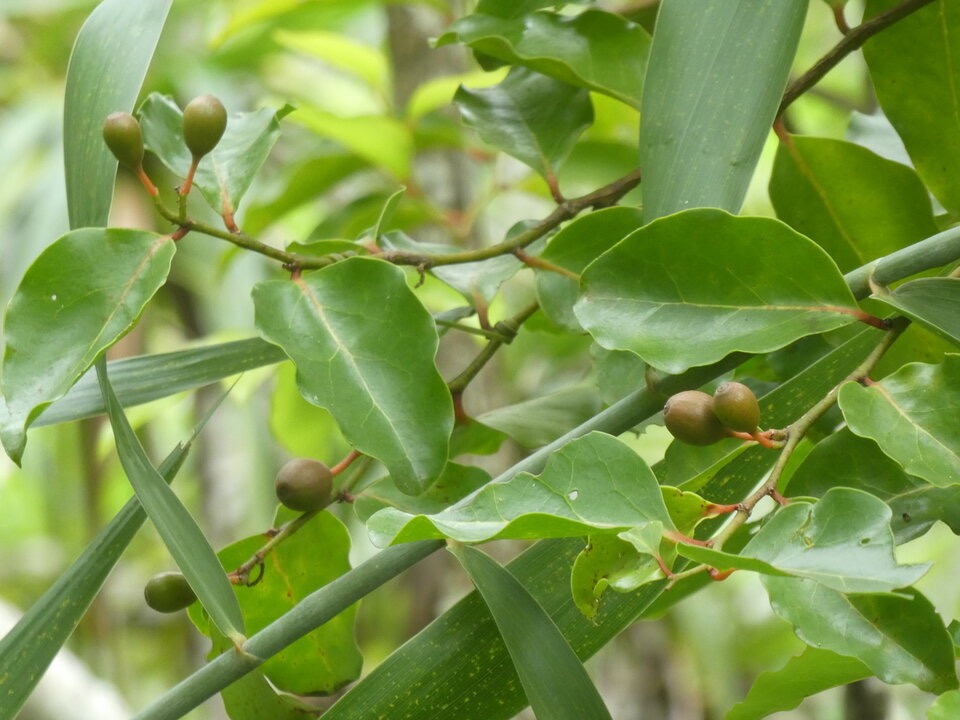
xmin=2 ymin=0 xmax=960 ymax=719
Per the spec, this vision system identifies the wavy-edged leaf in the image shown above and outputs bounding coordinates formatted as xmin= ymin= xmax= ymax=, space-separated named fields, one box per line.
xmin=839 ymin=356 xmax=960 ymax=486
xmin=873 ymin=278 xmax=960 ymax=348
xmin=688 ymin=489 xmax=929 ymax=593
xmin=138 ymin=93 xmax=288 ymax=214
xmin=189 ymin=508 xmax=360 ymax=696
xmin=863 ymin=0 xmax=960 ymax=215
xmin=929 ymin=690 xmax=960 ymax=720
xmin=2 ymin=229 xmax=175 ymax=462
xmin=437 ymin=9 xmax=650 ymax=109
xmin=63 ymin=0 xmax=172 ymax=228
xmin=537 ymin=206 xmax=643 ymax=331
xmin=575 ymin=209 xmax=860 ymax=373
xmin=452 ymin=545 xmax=613 ymax=720
xmin=455 ymin=66 xmax=593 ymax=181
xmin=367 ymin=432 xmax=671 ymax=545
xmin=770 ymin=135 xmax=938 ymax=273
xmin=788 ymin=428 xmax=960 ymax=544
xmin=571 ymin=533 xmax=662 ymax=620
xmin=97 ymin=362 xmax=244 ymax=639
xmin=253 ymin=257 xmax=452 ymax=494
xmin=762 ymin=580 xmax=957 ymax=694
xmin=726 ymin=647 xmax=871 ymax=720
xmin=639 ymin=0 xmax=805 ymax=220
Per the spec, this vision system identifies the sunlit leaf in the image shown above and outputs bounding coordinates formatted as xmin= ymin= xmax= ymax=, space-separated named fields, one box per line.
xmin=138 ymin=92 xmax=288 ymax=214
xmin=452 ymin=545 xmax=613 ymax=720
xmin=929 ymin=690 xmax=960 ymax=720
xmin=253 ymin=257 xmax=452 ymax=494
xmin=575 ymin=209 xmax=860 ymax=374
xmin=571 ymin=533 xmax=662 ymax=620
xmin=839 ymin=356 xmax=960 ymax=486
xmin=2 ymin=229 xmax=175 ymax=462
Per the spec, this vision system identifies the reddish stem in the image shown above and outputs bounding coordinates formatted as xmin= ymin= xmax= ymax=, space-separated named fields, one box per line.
xmin=180 ymin=156 xmax=199 ymax=197
xmin=136 ymin=165 xmax=159 ymax=197
xmin=329 ymin=450 xmax=362 ymax=477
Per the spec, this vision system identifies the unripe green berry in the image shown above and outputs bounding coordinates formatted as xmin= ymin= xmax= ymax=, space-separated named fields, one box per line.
xmin=275 ymin=458 xmax=334 ymax=513
xmin=102 ymin=112 xmax=144 ymax=168
xmin=182 ymin=94 xmax=227 ymax=158
xmin=663 ymin=390 xmax=727 ymax=446
xmin=713 ymin=381 xmax=760 ymax=433
xmin=144 ymin=571 xmax=196 ymax=613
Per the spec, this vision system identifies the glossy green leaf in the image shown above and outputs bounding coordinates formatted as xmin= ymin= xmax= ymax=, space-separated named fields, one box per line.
xmin=34 ymin=338 xmax=285 ymax=429
xmin=138 ymin=93 xmax=287 ymax=214
xmin=639 ymin=0 xmax=805 ymax=220
xmin=537 ymin=206 xmax=643 ymax=331
xmin=455 ymin=67 xmax=593 ymax=181
xmin=873 ymin=278 xmax=960 ymax=348
xmin=63 ymin=0 xmax=171 ymax=228
xmin=291 ymin=106 xmax=412 ymax=180
xmin=737 ymin=489 xmax=929 ymax=593
xmin=571 ymin=533 xmax=662 ymax=620
xmin=726 ymin=647 xmax=871 ymax=720
xmin=367 ymin=432 xmax=672 ymax=545
xmin=575 ymin=209 xmax=860 ymax=373
xmin=0 ymin=439 xmax=193 ymax=719
xmin=437 ymin=9 xmax=650 ymax=109
xmin=189 ymin=508 xmax=360 ymax=695
xmin=452 ymin=545 xmax=613 ymax=720
xmin=762 ymin=580 xmax=957 ymax=694
xmin=770 ymin=136 xmax=938 ymax=273
xmin=839 ymin=356 xmax=960 ymax=486
xmin=97 ymin=363 xmax=245 ymax=639
xmin=354 ymin=462 xmax=490 ymax=523
xmin=788 ymin=428 xmax=960 ymax=544
xmin=476 ymin=385 xmax=601 ymax=448
xmin=863 ymin=0 xmax=960 ymax=215
xmin=253 ymin=257 xmax=452 ymax=494
xmin=1 ymin=228 xmax=175 ymax=462
xmin=929 ymin=690 xmax=960 ymax=720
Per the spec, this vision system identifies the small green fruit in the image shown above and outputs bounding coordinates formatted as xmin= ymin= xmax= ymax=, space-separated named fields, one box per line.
xmin=182 ymin=94 xmax=227 ymax=158
xmin=275 ymin=458 xmax=334 ymax=513
xmin=663 ymin=390 xmax=727 ymax=446
xmin=713 ymin=382 xmax=760 ymax=433
xmin=144 ymin=571 xmax=196 ymax=613
xmin=102 ymin=112 xmax=144 ymax=168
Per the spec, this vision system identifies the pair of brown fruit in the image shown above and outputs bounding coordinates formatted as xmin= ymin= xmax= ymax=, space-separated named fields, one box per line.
xmin=663 ymin=382 xmax=761 ymax=446
xmin=144 ymin=458 xmax=334 ymax=613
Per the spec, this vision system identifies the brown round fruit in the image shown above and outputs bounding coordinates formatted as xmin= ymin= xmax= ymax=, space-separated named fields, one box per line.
xmin=144 ymin=571 xmax=196 ymax=613
xmin=713 ymin=381 xmax=760 ymax=433
xmin=275 ymin=458 xmax=334 ymax=513
xmin=663 ymin=390 xmax=727 ymax=446
xmin=182 ymin=94 xmax=227 ymax=158
xmin=102 ymin=111 xmax=144 ymax=168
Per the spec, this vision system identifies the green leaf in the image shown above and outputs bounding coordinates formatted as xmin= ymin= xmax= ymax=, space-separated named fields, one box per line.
xmin=769 ymin=136 xmax=938 ymax=273
xmin=726 ymin=647 xmax=871 ymax=720
xmin=97 ymin=362 xmax=244 ymax=639
xmin=268 ymin=361 xmax=349 ymax=459
xmin=451 ymin=545 xmax=612 ymax=720
xmin=438 ymin=9 xmax=650 ymax=109
xmin=367 ymin=432 xmax=672 ymax=545
xmin=1 ymin=229 xmax=175 ymax=462
xmin=274 ymin=29 xmax=387 ymax=93
xmin=455 ymin=67 xmax=593 ymax=182
xmin=537 ymin=206 xmax=643 ymax=331
xmin=762 ymin=580 xmax=957 ymax=694
xmin=639 ymin=0 xmax=805 ymax=220
xmin=476 ymin=384 xmax=601 ymax=448
xmin=738 ymin=488 xmax=930 ymax=593
xmin=571 ymin=533 xmax=663 ymax=620
xmin=138 ymin=93 xmax=287 ymax=214
xmin=33 ymin=338 xmax=285 ymax=429
xmin=189 ymin=509 xmax=360 ymax=695
xmin=863 ymin=0 xmax=960 ymax=215
xmin=253 ymin=257 xmax=452 ymax=494
xmin=0 ymin=441 xmax=193 ymax=719
xmin=63 ymin=0 xmax=172 ymax=228
xmin=929 ymin=690 xmax=960 ymax=720
xmin=575 ymin=209 xmax=859 ymax=373
xmin=473 ymin=0 xmax=570 ymax=20
xmin=354 ymin=462 xmax=490 ymax=523
xmin=839 ymin=356 xmax=960 ymax=487
xmin=873 ymin=278 xmax=960 ymax=348
xmin=788 ymin=428 xmax=960 ymax=544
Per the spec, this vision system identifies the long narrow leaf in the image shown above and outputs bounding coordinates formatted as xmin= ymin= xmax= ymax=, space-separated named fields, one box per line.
xmin=96 ymin=359 xmax=245 ymax=639
xmin=452 ymin=545 xmax=612 ymax=720
xmin=0 ymin=385 xmax=229 ymax=720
